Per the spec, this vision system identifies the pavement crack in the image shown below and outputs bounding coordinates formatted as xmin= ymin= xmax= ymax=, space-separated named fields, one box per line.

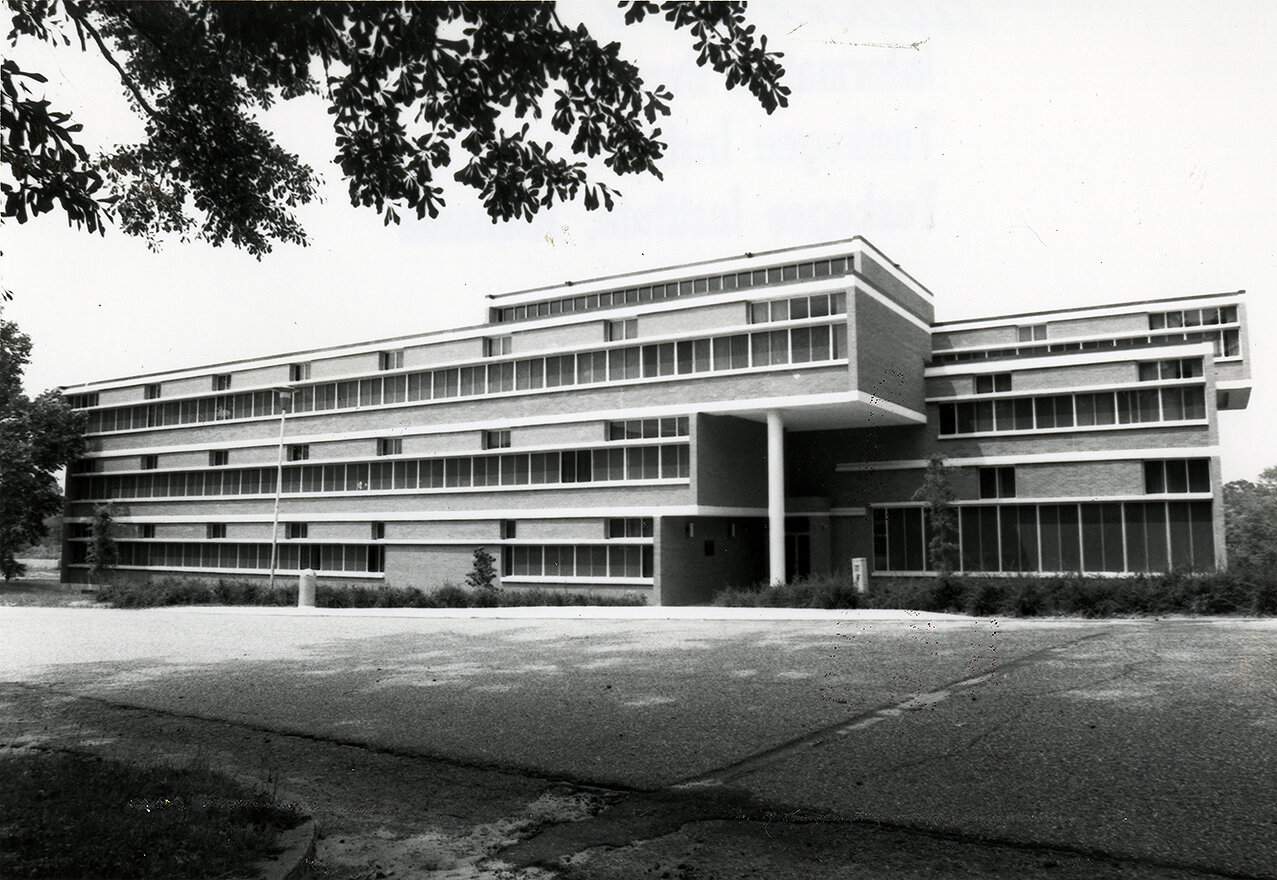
xmin=675 ymin=631 xmax=1110 ymax=787
xmin=3 ymin=681 xmax=647 ymax=795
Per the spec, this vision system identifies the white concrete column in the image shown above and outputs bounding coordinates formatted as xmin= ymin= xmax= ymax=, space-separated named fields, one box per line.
xmin=766 ymin=409 xmax=786 ymax=585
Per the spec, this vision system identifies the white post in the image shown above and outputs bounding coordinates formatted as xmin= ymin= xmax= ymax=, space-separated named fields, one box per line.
xmin=268 ymin=394 xmax=290 ymax=590
xmin=298 ymin=568 xmax=316 ymax=607
xmin=767 ymin=409 xmax=786 ymax=585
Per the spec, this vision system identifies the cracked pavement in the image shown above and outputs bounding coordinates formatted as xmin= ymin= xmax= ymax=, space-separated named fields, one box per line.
xmin=2 ymin=606 xmax=1274 ymax=878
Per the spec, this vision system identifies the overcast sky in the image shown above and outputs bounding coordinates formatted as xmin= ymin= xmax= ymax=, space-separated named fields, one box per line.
xmin=3 ymin=1 xmax=1273 ymax=480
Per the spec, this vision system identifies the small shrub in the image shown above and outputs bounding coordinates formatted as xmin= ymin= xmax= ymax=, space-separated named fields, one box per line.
xmin=964 ymin=578 xmax=1005 ymax=616
xmin=466 ymin=547 xmax=498 ymax=592
xmin=433 ymin=583 xmax=472 ymax=608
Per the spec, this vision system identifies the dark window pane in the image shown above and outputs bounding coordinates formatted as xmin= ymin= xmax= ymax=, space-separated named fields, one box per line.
xmin=1189 ymin=501 xmax=1215 ymax=570
xmin=1100 ymin=503 xmax=1124 ymax=572
xmin=1168 ymin=502 xmax=1193 ymax=569
xmin=1187 ymin=459 xmax=1210 ymax=492
xmin=974 ymin=401 xmax=994 ymax=433
xmin=1014 ymin=398 xmax=1035 ymax=430
xmin=1145 ymin=461 xmax=1165 ymax=494
xmin=1125 ymin=502 xmax=1149 ymax=572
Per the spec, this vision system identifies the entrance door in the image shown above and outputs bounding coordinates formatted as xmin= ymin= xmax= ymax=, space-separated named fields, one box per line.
xmin=785 ymin=516 xmax=811 ymax=580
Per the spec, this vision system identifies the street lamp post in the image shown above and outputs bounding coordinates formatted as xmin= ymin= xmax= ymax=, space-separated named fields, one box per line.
xmin=267 ymin=388 xmax=294 ymax=590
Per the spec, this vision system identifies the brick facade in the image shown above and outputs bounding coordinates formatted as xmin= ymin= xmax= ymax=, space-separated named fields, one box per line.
xmin=60 ymin=238 xmax=1249 ymax=598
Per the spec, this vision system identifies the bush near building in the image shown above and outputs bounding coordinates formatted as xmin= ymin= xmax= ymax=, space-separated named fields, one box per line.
xmin=713 ymin=569 xmax=1277 ymax=617
xmin=96 ymin=578 xmax=647 ymax=609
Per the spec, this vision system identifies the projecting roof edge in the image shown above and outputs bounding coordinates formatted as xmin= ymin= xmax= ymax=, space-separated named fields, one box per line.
xmin=488 ymin=235 xmax=871 ymax=300
xmin=933 ymin=289 xmax=1246 ymax=330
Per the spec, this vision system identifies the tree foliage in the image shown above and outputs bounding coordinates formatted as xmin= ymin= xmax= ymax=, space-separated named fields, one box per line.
xmin=913 ymin=454 xmax=958 ymax=578
xmin=465 ymin=545 xmax=497 ymax=592
xmin=3 ymin=1 xmax=788 ymax=257
xmin=87 ymin=502 xmax=119 ymax=582
xmin=0 ymin=312 xmax=85 ymax=580
xmin=1223 ymin=467 xmax=1277 ymax=576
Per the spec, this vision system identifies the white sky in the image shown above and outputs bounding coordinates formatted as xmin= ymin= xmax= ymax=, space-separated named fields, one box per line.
xmin=3 ymin=1 xmax=1273 ymax=480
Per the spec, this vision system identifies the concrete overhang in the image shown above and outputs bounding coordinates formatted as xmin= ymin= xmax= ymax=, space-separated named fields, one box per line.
xmin=698 ymin=391 xmax=926 ymax=432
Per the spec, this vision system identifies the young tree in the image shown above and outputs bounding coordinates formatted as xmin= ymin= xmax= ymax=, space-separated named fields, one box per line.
xmin=466 ymin=546 xmax=498 ymax=592
xmin=1223 ymin=467 xmax=1277 ymax=576
xmin=4 ymin=2 xmax=789 ymax=257
xmin=913 ymin=454 xmax=958 ymax=578
xmin=87 ymin=503 xmax=118 ymax=583
xmin=0 ymin=312 xmax=85 ymax=580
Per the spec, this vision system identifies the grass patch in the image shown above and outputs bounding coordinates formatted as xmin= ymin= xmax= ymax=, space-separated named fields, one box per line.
xmin=97 ymin=577 xmax=647 ymax=609
xmin=0 ymin=749 xmax=302 ymax=880
xmin=713 ymin=569 xmax=1277 ymax=617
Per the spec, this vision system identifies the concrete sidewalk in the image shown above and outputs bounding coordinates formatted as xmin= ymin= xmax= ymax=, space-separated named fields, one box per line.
xmin=170 ymin=603 xmax=971 ymax=621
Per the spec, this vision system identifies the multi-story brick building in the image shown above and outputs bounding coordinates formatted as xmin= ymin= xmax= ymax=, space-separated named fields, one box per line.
xmin=60 ymin=237 xmax=1251 ymax=603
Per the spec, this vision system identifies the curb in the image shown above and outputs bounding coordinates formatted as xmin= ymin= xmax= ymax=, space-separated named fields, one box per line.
xmin=165 ymin=605 xmax=969 ymax=621
xmin=253 ymin=816 xmax=317 ymax=880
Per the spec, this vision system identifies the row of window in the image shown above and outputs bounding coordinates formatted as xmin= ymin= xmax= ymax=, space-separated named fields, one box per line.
xmin=99 ymin=518 xmax=648 ymax=543
xmin=68 ymin=542 xmax=386 ymax=573
xmin=1139 ymin=358 xmax=1204 ymax=381
xmin=490 ymin=255 xmax=856 ymax=324
xmin=608 ymin=517 xmax=654 ymax=538
xmin=502 ymin=544 xmax=654 ymax=579
xmin=1149 ymin=306 xmax=1238 ymax=330
xmin=749 ymin=292 xmax=846 ymax=325
xmin=872 ymin=500 xmax=1215 ymax=574
xmin=75 ymin=324 xmax=848 ymax=435
xmin=965 ymin=358 xmax=1201 ymax=398
xmin=607 ymin=417 xmax=690 ymax=441
xmin=81 ymin=418 xmax=693 ymax=474
xmin=973 ymin=460 xmax=1210 ymax=499
xmin=930 ymin=327 xmax=1241 ymax=365
xmin=937 ymin=386 xmax=1206 ymax=435
xmin=67 ymin=444 xmax=691 ymax=500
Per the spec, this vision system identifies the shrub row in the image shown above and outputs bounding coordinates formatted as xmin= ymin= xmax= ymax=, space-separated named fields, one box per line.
xmin=713 ymin=568 xmax=1277 ymax=617
xmin=95 ymin=577 xmax=647 ymax=609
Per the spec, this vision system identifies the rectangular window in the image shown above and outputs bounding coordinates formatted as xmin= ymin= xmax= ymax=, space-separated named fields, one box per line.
xmin=287 ymin=444 xmax=310 ymax=461
xmin=212 ymin=374 xmax=232 ymax=391
xmin=377 ymin=438 xmax=402 ymax=456
xmin=974 ymin=373 xmax=1012 ymax=394
xmin=206 ymin=523 xmax=227 ymax=539
xmin=484 ymin=429 xmax=511 ymax=449
xmin=379 ymin=350 xmax=405 ymax=371
xmin=289 ymin=363 xmax=311 ymax=382
xmin=1017 ymin=324 xmax=1047 ymax=342
xmin=209 ymin=450 xmax=229 ymax=467
xmin=370 ymin=522 xmax=385 ymax=540
xmin=978 ymin=467 xmax=1016 ymax=499
xmin=140 ymin=455 xmax=159 ymax=470
xmin=1146 ymin=459 xmax=1210 ymax=494
xmin=500 ymin=520 xmax=517 ymax=539
xmin=285 ymin=523 xmax=308 ymax=540
xmin=485 ymin=336 xmax=512 ymax=357
xmin=140 ymin=524 xmax=156 ymax=539
xmin=144 ymin=383 xmax=162 ymax=399
xmin=607 ymin=319 xmax=637 ymax=341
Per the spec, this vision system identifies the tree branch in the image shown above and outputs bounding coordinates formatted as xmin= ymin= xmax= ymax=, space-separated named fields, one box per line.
xmin=63 ymin=0 xmax=160 ymax=120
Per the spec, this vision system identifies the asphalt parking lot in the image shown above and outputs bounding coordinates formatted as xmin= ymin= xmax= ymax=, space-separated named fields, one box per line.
xmin=3 ymin=605 xmax=1274 ymax=878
